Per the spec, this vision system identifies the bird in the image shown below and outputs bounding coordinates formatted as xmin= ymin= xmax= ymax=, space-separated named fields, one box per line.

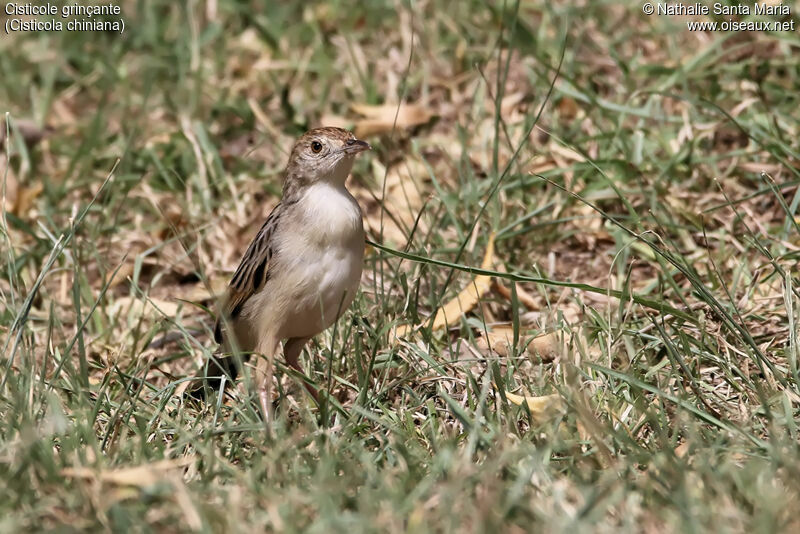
xmin=198 ymin=127 xmax=371 ymax=419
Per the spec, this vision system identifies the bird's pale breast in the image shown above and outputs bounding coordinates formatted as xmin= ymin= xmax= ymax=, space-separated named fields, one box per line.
xmin=251 ymin=182 xmax=365 ymax=340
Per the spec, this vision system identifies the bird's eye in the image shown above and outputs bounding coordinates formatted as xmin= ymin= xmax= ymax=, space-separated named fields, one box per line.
xmin=311 ymin=141 xmax=323 ymax=153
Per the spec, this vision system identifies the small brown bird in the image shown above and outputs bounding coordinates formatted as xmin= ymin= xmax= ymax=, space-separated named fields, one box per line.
xmin=202 ymin=127 xmax=370 ymax=418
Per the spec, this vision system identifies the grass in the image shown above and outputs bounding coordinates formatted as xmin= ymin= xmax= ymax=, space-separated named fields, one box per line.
xmin=2 ymin=0 xmax=800 ymax=531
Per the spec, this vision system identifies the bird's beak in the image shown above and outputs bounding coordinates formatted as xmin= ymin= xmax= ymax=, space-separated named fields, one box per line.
xmin=342 ymin=138 xmax=371 ymax=155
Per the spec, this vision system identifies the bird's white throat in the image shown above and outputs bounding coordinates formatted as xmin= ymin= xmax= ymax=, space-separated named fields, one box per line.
xmin=326 ymin=154 xmax=356 ymax=186
xmin=297 ymin=180 xmax=363 ymax=242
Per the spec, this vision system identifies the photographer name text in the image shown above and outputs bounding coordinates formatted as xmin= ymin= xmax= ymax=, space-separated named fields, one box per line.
xmin=654 ymin=2 xmax=789 ymax=16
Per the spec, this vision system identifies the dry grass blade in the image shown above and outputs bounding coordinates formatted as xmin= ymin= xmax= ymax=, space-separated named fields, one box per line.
xmin=61 ymin=457 xmax=196 ymax=487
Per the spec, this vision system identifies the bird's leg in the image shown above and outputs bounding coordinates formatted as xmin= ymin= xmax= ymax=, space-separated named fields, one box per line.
xmin=254 ymin=336 xmax=280 ymax=423
xmin=283 ymin=336 xmax=318 ymax=403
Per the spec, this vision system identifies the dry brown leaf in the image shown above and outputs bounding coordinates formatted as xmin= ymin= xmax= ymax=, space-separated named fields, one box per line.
xmin=0 ymin=118 xmax=49 ymax=147
xmin=111 ymin=295 xmax=183 ymax=319
xmin=361 ymin=157 xmax=427 ymax=246
xmin=318 ymin=114 xmax=351 ymax=130
xmin=0 ymin=134 xmax=44 ymax=216
xmin=504 ymin=391 xmax=564 ymax=422
xmin=394 ymin=233 xmax=495 ymax=340
xmin=476 ymin=329 xmax=516 ymax=357
xmin=351 ymin=102 xmax=432 ymax=137
xmin=486 ymin=91 xmax=525 ymax=120
xmin=12 ymin=182 xmax=43 ymax=215
xmin=548 ymin=143 xmax=586 ymax=163
xmin=492 ymin=279 xmax=539 ymax=310
xmin=738 ymin=162 xmax=787 ymax=174
xmin=0 ymin=155 xmax=18 ymax=213
xmin=106 ymin=261 xmax=135 ymax=289
xmin=527 ymin=155 xmax=557 ymax=175
xmin=476 ymin=327 xmax=563 ymax=363
xmin=527 ymin=331 xmax=563 ymax=363
xmin=478 ymin=327 xmax=531 ymax=357
xmin=182 ymin=278 xmax=229 ymax=302
xmin=557 ymin=96 xmax=580 ymax=120
xmin=431 ymin=233 xmax=495 ymax=331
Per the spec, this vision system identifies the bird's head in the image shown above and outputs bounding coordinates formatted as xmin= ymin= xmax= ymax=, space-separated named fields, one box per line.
xmin=284 ymin=127 xmax=370 ymax=196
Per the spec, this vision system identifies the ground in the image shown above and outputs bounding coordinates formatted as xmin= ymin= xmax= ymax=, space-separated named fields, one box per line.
xmin=1 ymin=1 xmax=799 ymax=532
